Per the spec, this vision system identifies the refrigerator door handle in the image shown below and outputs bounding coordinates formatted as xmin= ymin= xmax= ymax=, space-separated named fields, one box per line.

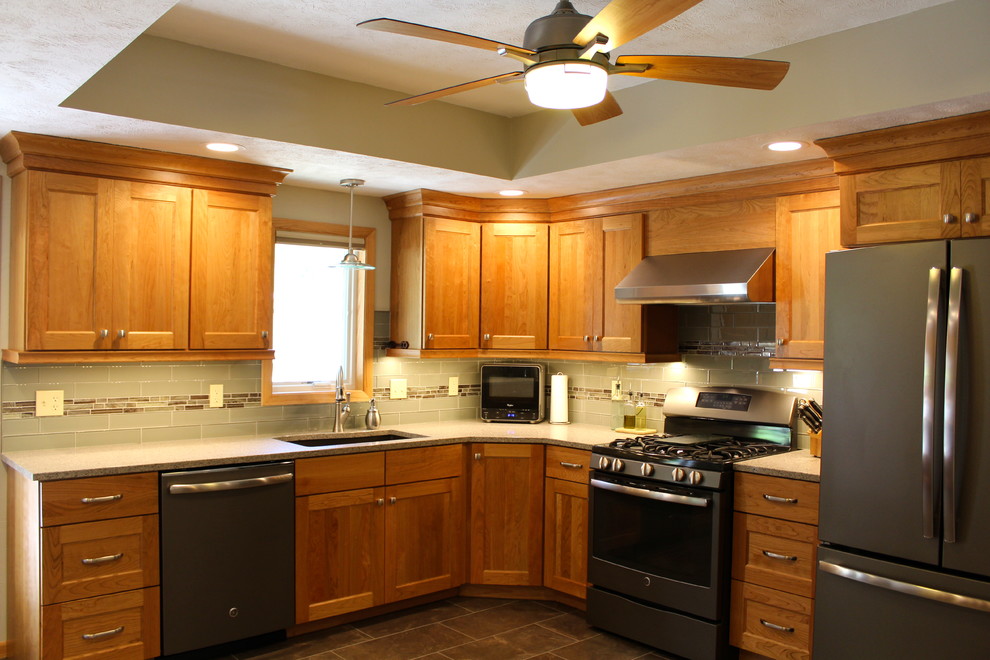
xmin=944 ymin=267 xmax=963 ymax=543
xmin=820 ymin=561 xmax=990 ymax=613
xmin=922 ymin=267 xmax=943 ymax=540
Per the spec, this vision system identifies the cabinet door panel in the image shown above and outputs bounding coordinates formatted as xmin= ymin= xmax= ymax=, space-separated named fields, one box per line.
xmin=775 ymin=192 xmax=841 ymax=360
xmin=480 ymin=224 xmax=548 ymax=349
xmin=111 ymin=182 xmax=190 ymax=350
xmin=600 ymin=215 xmax=643 ymax=353
xmin=385 ymin=477 xmax=464 ymax=602
xmin=26 ymin=172 xmax=113 ymax=350
xmin=295 ymin=488 xmax=385 ymax=622
xmin=190 ymin=190 xmax=272 ymax=349
xmin=543 ymin=477 xmax=589 ymax=599
xmin=42 ymin=587 xmax=160 ymax=660
xmin=424 ymin=219 xmax=480 ymax=349
xmin=469 ymin=444 xmax=544 ymax=585
xmin=549 ymin=219 xmax=601 ymax=351
xmin=961 ymin=156 xmax=990 ymax=238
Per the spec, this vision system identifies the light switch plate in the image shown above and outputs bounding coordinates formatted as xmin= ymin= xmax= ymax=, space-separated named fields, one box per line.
xmin=209 ymin=384 xmax=224 ymax=408
xmin=448 ymin=376 xmax=459 ymax=396
xmin=36 ymin=390 xmax=64 ymax=416
xmin=390 ymin=378 xmax=407 ymax=399
xmin=611 ymin=380 xmax=623 ymax=400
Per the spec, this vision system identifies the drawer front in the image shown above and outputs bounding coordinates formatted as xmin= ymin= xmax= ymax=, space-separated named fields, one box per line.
xmin=734 ymin=473 xmax=820 ymax=525
xmin=386 ymin=444 xmax=463 ymax=484
xmin=295 ymin=452 xmax=385 ymax=495
xmin=544 ymin=446 xmax=591 ymax=483
xmin=732 ymin=513 xmax=817 ymax=598
xmin=42 ymin=473 xmax=158 ymax=526
xmin=730 ymin=580 xmax=813 ymax=660
xmin=42 ymin=587 xmax=160 ymax=660
xmin=43 ymin=515 xmax=159 ymax=605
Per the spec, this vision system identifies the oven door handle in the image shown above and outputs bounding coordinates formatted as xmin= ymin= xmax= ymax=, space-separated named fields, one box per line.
xmin=590 ymin=478 xmax=710 ymax=508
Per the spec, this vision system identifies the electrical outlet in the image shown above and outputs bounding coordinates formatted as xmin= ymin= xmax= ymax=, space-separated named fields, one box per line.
xmin=209 ymin=384 xmax=224 ymax=408
xmin=611 ymin=380 xmax=623 ymax=400
xmin=448 ymin=376 xmax=459 ymax=396
xmin=390 ymin=378 xmax=407 ymax=399
xmin=36 ymin=390 xmax=64 ymax=417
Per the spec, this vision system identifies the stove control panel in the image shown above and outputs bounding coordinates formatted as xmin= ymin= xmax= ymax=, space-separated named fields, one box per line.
xmin=592 ymin=451 xmax=726 ymax=489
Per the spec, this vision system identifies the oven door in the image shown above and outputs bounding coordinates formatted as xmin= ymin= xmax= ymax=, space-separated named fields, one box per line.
xmin=588 ymin=470 xmax=731 ymax=621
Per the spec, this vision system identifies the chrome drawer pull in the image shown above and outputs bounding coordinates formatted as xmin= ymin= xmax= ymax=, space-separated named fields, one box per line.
xmin=763 ymin=550 xmax=798 ymax=562
xmin=559 ymin=462 xmax=584 ymax=469
xmin=763 ymin=493 xmax=798 ymax=504
xmin=760 ymin=619 xmax=794 ymax=634
xmin=80 ymin=494 xmax=123 ymax=504
xmin=82 ymin=625 xmax=124 ymax=641
xmin=81 ymin=553 xmax=123 ymax=566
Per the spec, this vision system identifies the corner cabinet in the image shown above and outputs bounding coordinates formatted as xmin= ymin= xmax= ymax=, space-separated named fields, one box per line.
xmin=480 ymin=224 xmax=549 ymax=350
xmin=0 ymin=131 xmax=289 ymax=364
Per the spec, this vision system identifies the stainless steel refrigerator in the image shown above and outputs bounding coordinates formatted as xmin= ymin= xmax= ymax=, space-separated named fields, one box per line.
xmin=817 ymin=239 xmax=990 ymax=658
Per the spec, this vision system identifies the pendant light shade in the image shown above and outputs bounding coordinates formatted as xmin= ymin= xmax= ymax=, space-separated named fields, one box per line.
xmin=336 ymin=178 xmax=374 ymax=270
xmin=524 ymin=60 xmax=607 ymax=109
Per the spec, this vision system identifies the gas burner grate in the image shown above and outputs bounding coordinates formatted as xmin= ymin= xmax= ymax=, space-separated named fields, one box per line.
xmin=607 ymin=435 xmax=790 ymax=464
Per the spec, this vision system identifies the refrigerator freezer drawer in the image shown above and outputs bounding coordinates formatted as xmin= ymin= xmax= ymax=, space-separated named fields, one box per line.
xmin=814 ymin=546 xmax=990 ymax=659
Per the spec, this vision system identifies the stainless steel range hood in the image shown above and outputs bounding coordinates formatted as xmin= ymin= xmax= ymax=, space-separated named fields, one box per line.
xmin=614 ymin=247 xmax=775 ymax=304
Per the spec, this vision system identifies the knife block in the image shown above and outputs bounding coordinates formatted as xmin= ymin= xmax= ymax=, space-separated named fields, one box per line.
xmin=809 ymin=430 xmax=822 ymax=457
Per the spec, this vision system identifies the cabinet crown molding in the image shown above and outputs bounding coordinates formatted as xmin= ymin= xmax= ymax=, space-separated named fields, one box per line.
xmin=1 ymin=131 xmax=291 ymax=196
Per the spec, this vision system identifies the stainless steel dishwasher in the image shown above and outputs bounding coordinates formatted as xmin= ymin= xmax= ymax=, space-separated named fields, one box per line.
xmin=160 ymin=461 xmax=295 ymax=655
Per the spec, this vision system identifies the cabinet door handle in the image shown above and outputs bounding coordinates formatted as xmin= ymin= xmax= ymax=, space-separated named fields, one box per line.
xmin=762 ymin=550 xmax=798 ymax=562
xmin=483 ymin=333 xmax=491 ymax=341
xmin=943 ymin=213 xmax=958 ymax=224
xmin=427 ymin=333 xmax=434 ymax=341
xmin=376 ymin=498 xmax=385 ymax=506
xmin=965 ymin=212 xmax=980 ymax=224
xmin=474 ymin=453 xmax=482 ymax=460
xmin=389 ymin=496 xmax=397 ymax=504
xmin=583 ymin=335 xmax=590 ymax=342
xmin=593 ymin=336 xmax=601 ymax=342
xmin=80 ymin=494 xmax=122 ymax=504
xmin=261 ymin=330 xmax=269 ymax=339
xmin=99 ymin=329 xmax=109 ymax=339
xmin=81 ymin=553 xmax=124 ymax=566
xmin=117 ymin=329 xmax=127 ymax=339
xmin=763 ymin=493 xmax=798 ymax=504
xmin=759 ymin=619 xmax=794 ymax=634
xmin=559 ymin=462 xmax=583 ymax=469
xmin=82 ymin=625 xmax=124 ymax=641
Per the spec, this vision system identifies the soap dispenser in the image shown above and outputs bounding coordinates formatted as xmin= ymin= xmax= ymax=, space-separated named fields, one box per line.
xmin=365 ymin=398 xmax=381 ymax=430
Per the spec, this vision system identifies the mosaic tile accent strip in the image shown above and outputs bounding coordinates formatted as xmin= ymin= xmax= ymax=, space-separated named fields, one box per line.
xmin=680 ymin=340 xmax=777 ymax=357
xmin=372 ymin=384 xmax=481 ymax=400
xmin=2 ymin=393 xmax=262 ymax=419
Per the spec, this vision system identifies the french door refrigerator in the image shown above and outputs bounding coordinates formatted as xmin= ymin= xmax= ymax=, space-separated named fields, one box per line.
xmin=816 ymin=239 xmax=990 ymax=658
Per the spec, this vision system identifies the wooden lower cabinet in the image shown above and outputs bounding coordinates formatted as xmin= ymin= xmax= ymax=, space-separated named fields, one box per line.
xmin=469 ymin=444 xmax=545 ymax=586
xmin=41 ymin=587 xmax=160 ymax=660
xmin=294 ymin=446 xmax=466 ymax=624
xmin=543 ymin=477 xmax=588 ymax=599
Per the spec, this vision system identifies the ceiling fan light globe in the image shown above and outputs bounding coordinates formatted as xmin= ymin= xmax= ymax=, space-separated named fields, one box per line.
xmin=525 ymin=61 xmax=607 ymax=109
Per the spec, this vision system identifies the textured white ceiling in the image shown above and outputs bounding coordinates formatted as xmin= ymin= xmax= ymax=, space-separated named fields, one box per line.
xmin=0 ymin=0 xmax=978 ymax=198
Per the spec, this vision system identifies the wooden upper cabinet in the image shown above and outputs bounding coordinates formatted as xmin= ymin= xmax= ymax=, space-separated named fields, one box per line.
xmin=189 ymin=190 xmax=273 ymax=350
xmin=550 ymin=215 xmax=644 ymax=353
xmin=774 ymin=191 xmax=841 ymax=362
xmin=961 ymin=156 xmax=990 ymax=238
xmin=20 ymin=173 xmax=190 ymax=351
xmin=480 ymin=223 xmax=548 ymax=350
xmin=423 ymin=218 xmax=480 ymax=349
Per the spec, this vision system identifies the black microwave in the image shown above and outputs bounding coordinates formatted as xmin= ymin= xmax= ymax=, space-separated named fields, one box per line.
xmin=480 ymin=364 xmax=545 ymax=423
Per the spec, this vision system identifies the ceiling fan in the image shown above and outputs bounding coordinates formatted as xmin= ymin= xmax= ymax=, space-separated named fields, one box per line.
xmin=358 ymin=0 xmax=790 ymax=126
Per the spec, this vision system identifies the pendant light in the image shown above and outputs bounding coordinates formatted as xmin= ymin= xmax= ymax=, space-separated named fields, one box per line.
xmin=336 ymin=178 xmax=374 ymax=270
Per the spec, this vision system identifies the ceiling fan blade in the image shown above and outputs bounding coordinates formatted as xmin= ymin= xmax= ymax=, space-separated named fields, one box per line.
xmin=386 ymin=72 xmax=523 ymax=106
xmin=575 ymin=0 xmax=703 ymax=52
xmin=571 ymin=91 xmax=623 ymax=126
xmin=614 ymin=55 xmax=790 ymax=90
xmin=359 ymin=18 xmax=535 ymax=58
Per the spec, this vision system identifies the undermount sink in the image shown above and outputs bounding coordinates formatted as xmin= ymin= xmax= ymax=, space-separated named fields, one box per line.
xmin=276 ymin=432 xmax=423 ymax=448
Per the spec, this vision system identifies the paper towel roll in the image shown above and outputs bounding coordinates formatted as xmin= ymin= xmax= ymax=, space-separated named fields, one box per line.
xmin=549 ymin=372 xmax=569 ymax=424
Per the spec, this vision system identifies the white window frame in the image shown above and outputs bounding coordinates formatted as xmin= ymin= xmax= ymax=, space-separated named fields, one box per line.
xmin=262 ymin=217 xmax=375 ymax=406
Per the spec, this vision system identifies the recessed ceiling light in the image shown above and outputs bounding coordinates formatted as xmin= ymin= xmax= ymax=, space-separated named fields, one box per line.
xmin=499 ymin=189 xmax=526 ymax=197
xmin=766 ymin=141 xmax=805 ymax=152
xmin=206 ymin=142 xmax=242 ymax=152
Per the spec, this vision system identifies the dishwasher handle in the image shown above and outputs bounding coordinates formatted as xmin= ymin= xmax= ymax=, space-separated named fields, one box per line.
xmin=168 ymin=472 xmax=293 ymax=495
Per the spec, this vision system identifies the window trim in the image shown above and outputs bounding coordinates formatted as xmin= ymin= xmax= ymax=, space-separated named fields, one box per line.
xmin=262 ymin=217 xmax=376 ymax=406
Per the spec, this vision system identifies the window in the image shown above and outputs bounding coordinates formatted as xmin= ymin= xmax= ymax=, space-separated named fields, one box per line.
xmin=262 ymin=218 xmax=375 ymax=405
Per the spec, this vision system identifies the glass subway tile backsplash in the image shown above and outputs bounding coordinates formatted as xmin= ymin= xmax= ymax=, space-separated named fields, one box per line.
xmin=0 ymin=307 xmax=822 ymax=451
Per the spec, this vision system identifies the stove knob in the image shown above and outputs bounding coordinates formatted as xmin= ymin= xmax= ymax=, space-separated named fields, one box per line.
xmin=640 ymin=463 xmax=655 ymax=477
xmin=671 ymin=467 xmax=686 ymax=482
xmin=598 ymin=456 xmax=611 ymax=470
xmin=612 ymin=459 xmax=625 ymax=472
xmin=689 ymin=471 xmax=704 ymax=485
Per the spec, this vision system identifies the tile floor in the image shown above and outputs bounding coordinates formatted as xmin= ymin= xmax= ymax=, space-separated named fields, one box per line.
xmin=186 ymin=597 xmax=673 ymax=660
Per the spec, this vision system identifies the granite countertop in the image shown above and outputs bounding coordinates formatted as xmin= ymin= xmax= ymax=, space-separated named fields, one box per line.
xmin=1 ymin=420 xmax=821 ymax=482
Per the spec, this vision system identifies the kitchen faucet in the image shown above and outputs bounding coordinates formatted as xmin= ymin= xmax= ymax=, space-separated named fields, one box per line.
xmin=333 ymin=366 xmax=350 ymax=432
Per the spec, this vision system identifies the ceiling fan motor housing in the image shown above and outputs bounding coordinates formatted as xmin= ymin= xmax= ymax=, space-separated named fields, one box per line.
xmin=523 ymin=0 xmax=593 ymax=51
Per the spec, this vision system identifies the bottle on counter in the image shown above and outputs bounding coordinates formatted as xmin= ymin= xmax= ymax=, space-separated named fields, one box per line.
xmin=365 ymin=398 xmax=381 ymax=430
xmin=634 ymin=393 xmax=648 ymax=430
xmin=622 ymin=391 xmax=637 ymax=430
